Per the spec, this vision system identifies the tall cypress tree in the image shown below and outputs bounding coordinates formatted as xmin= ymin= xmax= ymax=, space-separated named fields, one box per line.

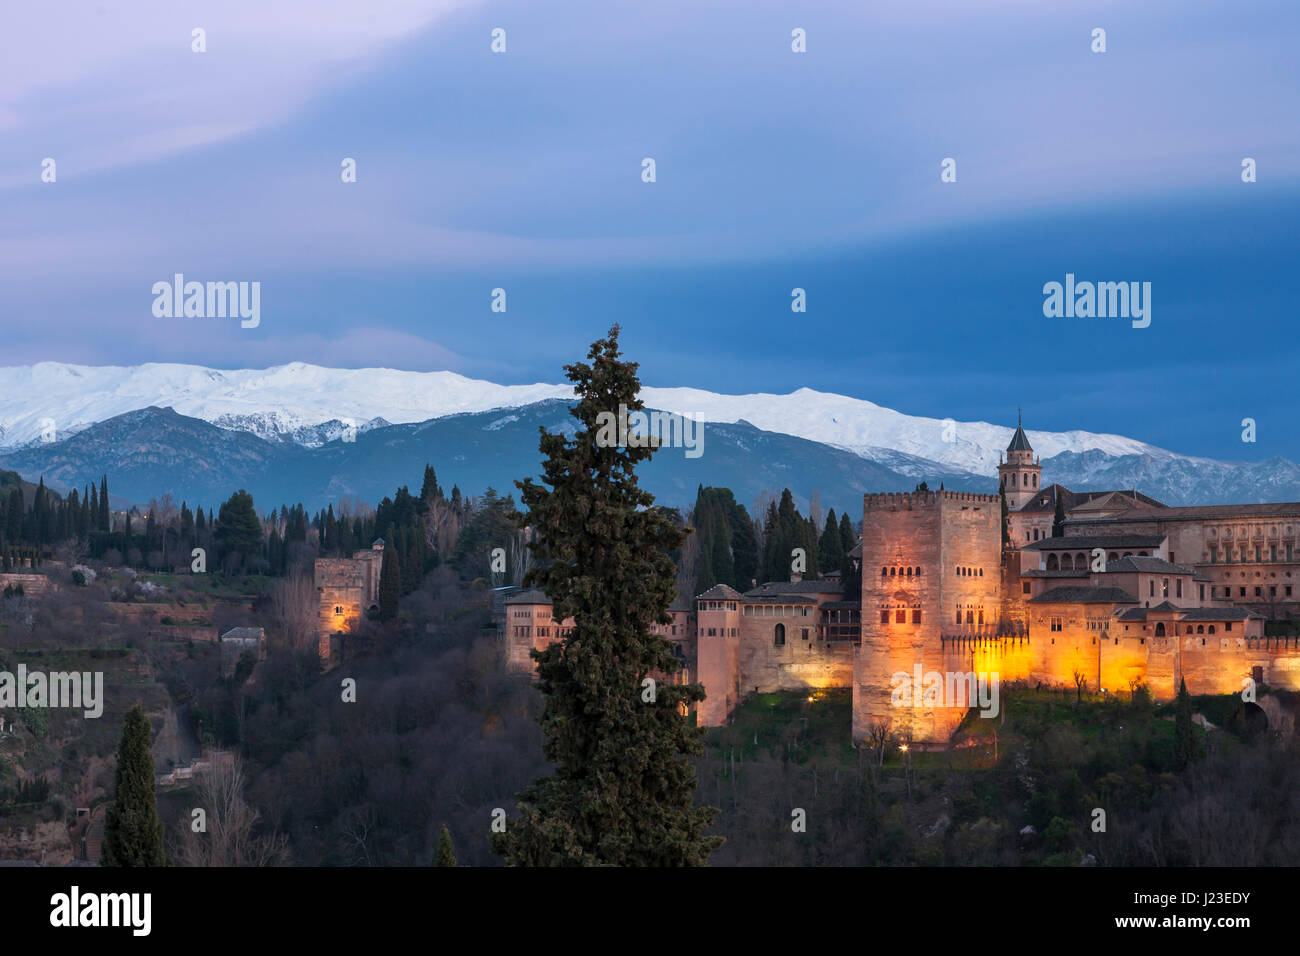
xmin=98 ymin=476 xmax=110 ymax=532
xmin=436 ymin=825 xmax=457 ymax=867
xmin=102 ymin=703 xmax=167 ymax=867
xmin=818 ymin=509 xmax=842 ymax=574
xmin=1000 ymin=488 xmax=1010 ymax=548
xmin=495 ymin=325 xmax=720 ymax=866
xmin=1052 ymin=488 xmax=1067 ymax=538
xmin=378 ymin=543 xmax=401 ymax=620
xmin=1174 ymin=678 xmax=1194 ymax=770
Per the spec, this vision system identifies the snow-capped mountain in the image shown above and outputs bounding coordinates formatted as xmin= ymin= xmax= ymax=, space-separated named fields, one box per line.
xmin=0 ymin=361 xmax=1163 ymax=475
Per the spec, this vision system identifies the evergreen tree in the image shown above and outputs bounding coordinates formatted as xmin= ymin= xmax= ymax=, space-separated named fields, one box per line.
xmin=1052 ymin=489 xmax=1066 ymax=538
xmin=494 ymin=325 xmax=720 ymax=866
xmin=1000 ymin=489 xmax=1010 ymax=548
xmin=420 ymin=464 xmax=442 ymax=504
xmin=818 ymin=509 xmax=842 ymax=574
xmin=102 ymin=703 xmax=167 ymax=867
xmin=378 ymin=543 xmax=401 ymax=621
xmin=436 ymin=825 xmax=457 ymax=867
xmin=4 ymin=488 xmax=20 ymax=543
xmin=98 ymin=476 xmax=110 ymax=532
xmin=214 ymin=490 xmax=263 ymax=568
xmin=1174 ymin=678 xmax=1195 ymax=770
xmin=730 ymin=504 xmax=759 ymax=589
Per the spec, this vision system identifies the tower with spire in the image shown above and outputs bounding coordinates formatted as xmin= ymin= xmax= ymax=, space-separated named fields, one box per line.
xmin=997 ymin=409 xmax=1042 ymax=512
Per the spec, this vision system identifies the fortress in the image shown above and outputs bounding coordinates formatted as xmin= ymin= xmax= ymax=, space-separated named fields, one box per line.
xmin=504 ymin=416 xmax=1300 ymax=743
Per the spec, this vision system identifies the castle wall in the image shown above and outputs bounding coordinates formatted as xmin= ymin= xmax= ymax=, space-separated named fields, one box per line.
xmin=854 ymin=491 xmax=1002 ymax=744
xmin=696 ymin=603 xmax=740 ymax=726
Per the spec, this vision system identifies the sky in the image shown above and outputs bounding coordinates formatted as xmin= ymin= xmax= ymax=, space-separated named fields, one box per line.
xmin=2 ymin=0 xmax=1298 ymax=461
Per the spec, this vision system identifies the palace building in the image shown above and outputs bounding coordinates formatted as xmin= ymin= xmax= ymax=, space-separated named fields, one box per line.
xmin=503 ymin=417 xmax=1300 ymax=744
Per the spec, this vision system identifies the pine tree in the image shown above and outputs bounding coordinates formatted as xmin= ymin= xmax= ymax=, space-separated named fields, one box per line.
xmin=420 ymin=464 xmax=442 ymax=504
xmin=436 ymin=825 xmax=457 ymax=867
xmin=494 ymin=325 xmax=720 ymax=866
xmin=214 ymin=490 xmax=263 ymax=568
xmin=102 ymin=703 xmax=167 ymax=867
xmin=1174 ymin=678 xmax=1194 ymax=770
xmin=378 ymin=543 xmax=401 ymax=620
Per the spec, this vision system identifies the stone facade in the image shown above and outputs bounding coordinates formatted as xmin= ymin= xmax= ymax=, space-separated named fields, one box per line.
xmin=497 ymin=416 xmax=1300 ymax=746
xmin=314 ymin=540 xmax=385 ymax=660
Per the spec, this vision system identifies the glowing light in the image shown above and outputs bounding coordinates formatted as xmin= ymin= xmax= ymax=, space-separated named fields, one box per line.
xmin=899 ymin=743 xmax=909 ymax=753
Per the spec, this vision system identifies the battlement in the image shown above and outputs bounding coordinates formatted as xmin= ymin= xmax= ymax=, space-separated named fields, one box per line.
xmin=864 ymin=490 xmax=1001 ymax=511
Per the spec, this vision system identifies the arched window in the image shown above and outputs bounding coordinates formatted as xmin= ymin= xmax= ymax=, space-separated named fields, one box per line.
xmin=774 ymin=623 xmax=785 ymax=646
xmin=1047 ymin=554 xmax=1059 ymax=570
xmin=1197 ymin=625 xmax=1204 ymax=634
xmin=881 ymin=567 xmax=887 ymax=577
xmin=1033 ymin=475 xmax=1038 ymax=487
xmin=1155 ymin=622 xmax=1166 ymax=637
xmin=978 ymin=610 xmax=984 ymax=625
xmin=906 ymin=567 xmax=912 ymax=576
xmin=890 ymin=567 xmax=896 ymax=576
xmin=1208 ymin=625 xmax=1216 ymax=634
xmin=966 ymin=610 xmax=974 ymax=624
xmin=1061 ymin=554 xmax=1073 ymax=571
xmin=979 ymin=568 xmax=984 ymax=577
xmin=915 ymin=567 xmax=922 ymax=576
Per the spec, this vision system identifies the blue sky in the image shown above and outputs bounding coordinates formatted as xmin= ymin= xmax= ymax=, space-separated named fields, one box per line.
xmin=2 ymin=0 xmax=1298 ymax=460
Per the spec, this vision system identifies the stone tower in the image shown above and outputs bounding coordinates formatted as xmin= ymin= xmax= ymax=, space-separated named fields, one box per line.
xmin=853 ymin=490 xmax=1003 ymax=745
xmin=997 ymin=410 xmax=1041 ymax=512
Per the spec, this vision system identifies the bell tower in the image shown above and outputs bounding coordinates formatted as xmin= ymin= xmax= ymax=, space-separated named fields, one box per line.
xmin=997 ymin=410 xmax=1041 ymax=512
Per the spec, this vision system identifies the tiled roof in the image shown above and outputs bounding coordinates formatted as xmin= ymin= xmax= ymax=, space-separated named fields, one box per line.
xmin=1029 ymin=586 xmax=1139 ymax=604
xmin=1022 ymin=569 xmax=1090 ymax=578
xmin=503 ymin=589 xmax=552 ymax=605
xmin=696 ymin=584 xmax=745 ymax=601
xmin=745 ymin=580 xmax=843 ymax=596
xmin=1105 ymin=556 xmax=1195 ymax=575
xmin=1025 ymin=534 xmax=1165 ymax=551
xmin=1007 ymin=420 xmax=1033 ymax=452
xmin=1118 ymin=605 xmax=1261 ymax=622
xmin=1102 ymin=502 xmax=1300 ymax=520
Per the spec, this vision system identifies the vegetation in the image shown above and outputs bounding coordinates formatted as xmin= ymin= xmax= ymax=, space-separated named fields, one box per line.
xmin=494 ymin=325 xmax=720 ymax=866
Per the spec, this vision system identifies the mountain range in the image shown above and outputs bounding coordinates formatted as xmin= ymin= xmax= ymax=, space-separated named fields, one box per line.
xmin=0 ymin=362 xmax=1294 ymax=514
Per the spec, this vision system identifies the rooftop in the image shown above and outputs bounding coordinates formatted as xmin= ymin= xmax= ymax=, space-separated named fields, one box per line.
xmin=1029 ymin=586 xmax=1140 ymax=605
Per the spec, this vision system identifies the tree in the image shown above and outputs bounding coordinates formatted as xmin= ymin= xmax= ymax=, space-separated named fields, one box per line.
xmin=378 ymin=543 xmax=401 ymax=621
xmin=103 ymin=703 xmax=167 ymax=866
xmin=1174 ymin=678 xmax=1194 ymax=770
xmin=214 ymin=490 xmax=263 ymax=569
xmin=818 ymin=508 xmax=842 ymax=575
xmin=1000 ymin=489 xmax=1010 ymax=549
xmin=175 ymin=756 xmax=288 ymax=866
xmin=436 ymin=825 xmax=457 ymax=867
xmin=1052 ymin=489 xmax=1066 ymax=538
xmin=4 ymin=488 xmax=19 ymax=543
xmin=494 ymin=325 xmax=721 ymax=866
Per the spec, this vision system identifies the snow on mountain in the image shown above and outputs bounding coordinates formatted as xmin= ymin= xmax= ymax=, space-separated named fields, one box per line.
xmin=0 ymin=361 xmax=1170 ymax=474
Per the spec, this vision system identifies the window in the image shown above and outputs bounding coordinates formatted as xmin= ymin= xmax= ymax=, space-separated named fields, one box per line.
xmin=1023 ymin=582 xmax=1031 ymax=595
xmin=1050 ymin=618 xmax=1062 ymax=632
xmin=801 ymin=628 xmax=809 ymax=641
xmin=912 ymin=609 xmax=922 ymax=624
xmin=1255 ymin=587 xmax=1262 ymax=597
xmin=896 ymin=609 xmax=906 ymax=624
xmin=1176 ymin=579 xmax=1182 ymax=598
xmin=1162 ymin=578 xmax=1169 ymax=598
xmin=1155 ymin=622 xmax=1166 ymax=636
xmin=1149 ymin=581 xmax=1155 ymax=597
xmin=774 ymin=623 xmax=786 ymax=646
xmin=1240 ymin=587 xmax=1246 ymax=597
xmin=334 ymin=606 xmax=344 ymax=615
xmin=1225 ymin=622 xmax=1233 ymax=632
xmin=881 ymin=610 xmax=890 ymax=625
